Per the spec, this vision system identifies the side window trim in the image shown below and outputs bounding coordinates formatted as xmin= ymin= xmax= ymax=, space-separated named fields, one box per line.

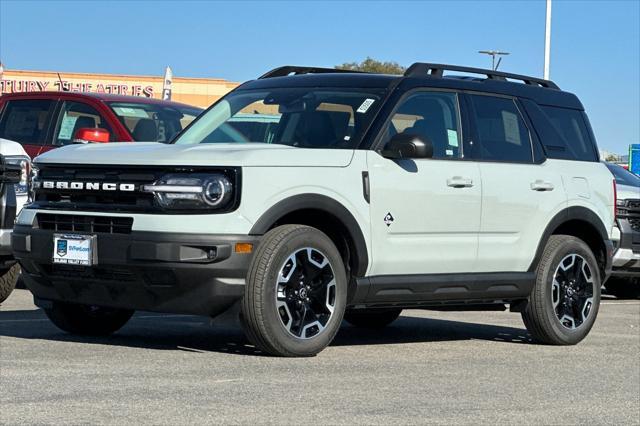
xmin=464 ymin=92 xmax=536 ymax=165
xmin=372 ymin=88 xmax=465 ymax=160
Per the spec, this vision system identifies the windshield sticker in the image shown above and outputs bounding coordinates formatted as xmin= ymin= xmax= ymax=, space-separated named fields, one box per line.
xmin=356 ymin=98 xmax=375 ymax=114
xmin=502 ymin=111 xmax=521 ymax=145
xmin=113 ymin=107 xmax=149 ymax=118
xmin=447 ymin=129 xmax=459 ymax=147
xmin=58 ymin=115 xmax=78 ymax=140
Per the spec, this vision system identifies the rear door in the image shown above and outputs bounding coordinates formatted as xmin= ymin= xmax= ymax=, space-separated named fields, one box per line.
xmin=466 ymin=93 xmax=567 ymax=272
xmin=0 ymin=98 xmax=58 ymax=158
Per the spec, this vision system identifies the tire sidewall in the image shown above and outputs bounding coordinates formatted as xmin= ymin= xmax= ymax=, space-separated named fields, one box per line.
xmin=257 ymin=228 xmax=347 ymax=356
xmin=538 ymin=237 xmax=601 ymax=344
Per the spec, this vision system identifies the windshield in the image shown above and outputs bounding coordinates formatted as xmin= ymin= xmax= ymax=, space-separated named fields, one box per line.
xmin=173 ymin=88 xmax=386 ymax=149
xmin=109 ymin=102 xmax=202 ymax=143
xmin=606 ymin=163 xmax=640 ymax=187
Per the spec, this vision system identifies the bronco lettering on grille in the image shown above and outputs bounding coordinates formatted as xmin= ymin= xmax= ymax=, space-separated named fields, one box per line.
xmin=36 ymin=181 xmax=136 ymax=192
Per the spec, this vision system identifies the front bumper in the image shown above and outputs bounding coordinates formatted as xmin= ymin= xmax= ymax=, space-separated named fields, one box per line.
xmin=612 ymin=216 xmax=640 ymax=277
xmin=12 ymin=226 xmax=259 ymax=316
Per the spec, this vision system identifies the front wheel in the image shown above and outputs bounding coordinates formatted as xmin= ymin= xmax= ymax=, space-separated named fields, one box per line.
xmin=522 ymin=235 xmax=601 ymax=345
xmin=241 ymin=225 xmax=347 ymax=357
xmin=44 ymin=301 xmax=134 ymax=336
xmin=0 ymin=264 xmax=20 ymax=304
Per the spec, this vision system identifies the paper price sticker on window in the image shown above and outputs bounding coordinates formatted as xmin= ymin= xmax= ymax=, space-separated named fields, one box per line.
xmin=356 ymin=98 xmax=375 ymax=113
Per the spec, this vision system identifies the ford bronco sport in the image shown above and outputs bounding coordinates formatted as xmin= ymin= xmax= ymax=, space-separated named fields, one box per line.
xmin=13 ymin=63 xmax=615 ymax=356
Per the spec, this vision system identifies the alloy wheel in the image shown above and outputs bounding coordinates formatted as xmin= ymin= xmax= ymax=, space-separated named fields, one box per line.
xmin=551 ymin=254 xmax=595 ymax=330
xmin=275 ymin=247 xmax=336 ymax=339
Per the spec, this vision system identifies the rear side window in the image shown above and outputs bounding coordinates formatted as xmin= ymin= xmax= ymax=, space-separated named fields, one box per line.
xmin=0 ymin=99 xmax=55 ymax=144
xmin=539 ymin=106 xmax=596 ymax=161
xmin=469 ymin=95 xmax=532 ymax=163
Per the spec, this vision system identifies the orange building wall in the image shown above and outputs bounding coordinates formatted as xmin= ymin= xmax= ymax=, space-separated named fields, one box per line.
xmin=0 ymin=69 xmax=240 ymax=108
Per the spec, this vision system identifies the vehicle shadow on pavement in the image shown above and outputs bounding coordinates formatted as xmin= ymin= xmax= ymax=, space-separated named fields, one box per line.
xmin=0 ymin=306 xmax=532 ymax=356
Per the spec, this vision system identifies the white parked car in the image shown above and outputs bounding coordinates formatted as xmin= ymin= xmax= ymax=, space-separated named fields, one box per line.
xmin=13 ymin=64 xmax=615 ymax=356
xmin=0 ymin=138 xmax=30 ymax=302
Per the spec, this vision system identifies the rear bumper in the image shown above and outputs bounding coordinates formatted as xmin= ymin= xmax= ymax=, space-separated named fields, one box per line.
xmin=12 ymin=226 xmax=259 ymax=316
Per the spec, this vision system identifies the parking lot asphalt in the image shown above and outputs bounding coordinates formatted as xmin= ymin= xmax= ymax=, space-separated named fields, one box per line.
xmin=1 ymin=289 xmax=639 ymax=425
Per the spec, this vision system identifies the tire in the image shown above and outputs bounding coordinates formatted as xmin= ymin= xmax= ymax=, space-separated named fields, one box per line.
xmin=344 ymin=308 xmax=402 ymax=329
xmin=522 ymin=235 xmax=601 ymax=345
xmin=44 ymin=301 xmax=134 ymax=336
xmin=241 ymin=225 xmax=347 ymax=357
xmin=605 ymin=277 xmax=640 ymax=299
xmin=0 ymin=264 xmax=20 ymax=304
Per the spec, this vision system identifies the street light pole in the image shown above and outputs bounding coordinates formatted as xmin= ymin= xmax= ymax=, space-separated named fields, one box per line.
xmin=478 ymin=50 xmax=510 ymax=71
xmin=544 ymin=0 xmax=552 ymax=79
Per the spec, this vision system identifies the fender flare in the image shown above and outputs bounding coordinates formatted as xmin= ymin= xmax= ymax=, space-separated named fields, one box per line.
xmin=528 ymin=206 xmax=609 ymax=272
xmin=249 ymin=194 xmax=369 ymax=277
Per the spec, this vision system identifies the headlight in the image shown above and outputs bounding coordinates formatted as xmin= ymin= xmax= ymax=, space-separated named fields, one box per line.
xmin=4 ymin=155 xmax=31 ymax=196
xmin=143 ymin=173 xmax=234 ymax=210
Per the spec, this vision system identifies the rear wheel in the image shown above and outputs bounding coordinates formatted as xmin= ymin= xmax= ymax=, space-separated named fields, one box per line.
xmin=0 ymin=264 xmax=20 ymax=304
xmin=241 ymin=225 xmax=347 ymax=357
xmin=44 ymin=301 xmax=134 ymax=336
xmin=344 ymin=308 xmax=402 ymax=328
xmin=522 ymin=235 xmax=601 ymax=345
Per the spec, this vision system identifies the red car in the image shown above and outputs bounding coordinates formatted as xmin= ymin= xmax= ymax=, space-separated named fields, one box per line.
xmin=0 ymin=92 xmax=203 ymax=158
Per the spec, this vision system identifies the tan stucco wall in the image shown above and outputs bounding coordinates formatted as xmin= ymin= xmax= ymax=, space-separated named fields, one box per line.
xmin=0 ymin=69 xmax=239 ymax=108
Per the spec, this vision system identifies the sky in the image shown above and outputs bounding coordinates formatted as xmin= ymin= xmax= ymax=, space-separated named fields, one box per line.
xmin=0 ymin=0 xmax=638 ymax=154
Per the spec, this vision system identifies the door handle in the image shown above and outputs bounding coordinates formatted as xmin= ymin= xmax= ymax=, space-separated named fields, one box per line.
xmin=447 ymin=176 xmax=474 ymax=188
xmin=530 ymin=180 xmax=554 ymax=191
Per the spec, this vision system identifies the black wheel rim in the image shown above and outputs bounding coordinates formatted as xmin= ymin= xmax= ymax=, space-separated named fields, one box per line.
xmin=275 ymin=248 xmax=336 ymax=339
xmin=551 ymin=254 xmax=595 ymax=330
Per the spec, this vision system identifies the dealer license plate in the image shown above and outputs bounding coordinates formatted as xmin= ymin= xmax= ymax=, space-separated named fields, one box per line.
xmin=53 ymin=234 xmax=96 ymax=266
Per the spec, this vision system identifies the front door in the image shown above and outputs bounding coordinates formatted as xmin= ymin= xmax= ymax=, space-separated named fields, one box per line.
xmin=367 ymin=90 xmax=481 ymax=276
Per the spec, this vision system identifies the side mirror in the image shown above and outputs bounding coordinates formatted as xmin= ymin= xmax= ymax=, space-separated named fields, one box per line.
xmin=73 ymin=127 xmax=111 ymax=144
xmin=381 ymin=133 xmax=433 ymax=159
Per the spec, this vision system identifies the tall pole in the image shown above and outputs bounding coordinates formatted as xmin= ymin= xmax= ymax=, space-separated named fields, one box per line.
xmin=544 ymin=0 xmax=552 ymax=79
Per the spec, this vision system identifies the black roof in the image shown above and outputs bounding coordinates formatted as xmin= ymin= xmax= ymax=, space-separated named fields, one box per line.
xmin=240 ymin=63 xmax=583 ymax=110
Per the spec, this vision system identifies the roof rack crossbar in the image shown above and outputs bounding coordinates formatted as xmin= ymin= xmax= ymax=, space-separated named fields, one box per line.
xmin=404 ymin=63 xmax=559 ymax=89
xmin=259 ymin=66 xmax=364 ymax=79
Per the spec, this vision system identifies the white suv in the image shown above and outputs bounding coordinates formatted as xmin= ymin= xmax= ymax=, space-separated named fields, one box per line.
xmin=1 ymin=138 xmax=30 ymax=302
xmin=12 ymin=64 xmax=615 ymax=356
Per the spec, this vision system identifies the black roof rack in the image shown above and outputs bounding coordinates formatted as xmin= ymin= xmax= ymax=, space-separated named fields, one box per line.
xmin=259 ymin=66 xmax=364 ymax=79
xmin=404 ymin=63 xmax=559 ymax=89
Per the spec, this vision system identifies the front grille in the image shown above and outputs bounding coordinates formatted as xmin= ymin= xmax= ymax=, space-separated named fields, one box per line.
xmin=31 ymin=164 xmax=240 ymax=214
xmin=630 ymin=218 xmax=640 ymax=232
xmin=627 ymin=199 xmax=640 ymax=211
xmin=33 ymin=165 xmax=159 ymax=212
xmin=37 ymin=213 xmax=133 ymax=234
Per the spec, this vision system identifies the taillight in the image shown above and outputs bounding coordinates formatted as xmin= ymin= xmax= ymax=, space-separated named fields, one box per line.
xmin=613 ymin=178 xmax=617 ymax=219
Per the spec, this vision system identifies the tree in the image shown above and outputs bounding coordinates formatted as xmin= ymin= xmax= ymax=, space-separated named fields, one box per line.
xmin=605 ymin=154 xmax=619 ymax=162
xmin=336 ymin=57 xmax=406 ymax=75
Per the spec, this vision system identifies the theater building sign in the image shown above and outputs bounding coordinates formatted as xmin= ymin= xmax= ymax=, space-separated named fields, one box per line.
xmin=0 ymin=68 xmax=239 ymax=108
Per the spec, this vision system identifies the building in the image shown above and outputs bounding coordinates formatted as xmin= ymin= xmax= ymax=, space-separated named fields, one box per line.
xmin=0 ymin=67 xmax=239 ymax=108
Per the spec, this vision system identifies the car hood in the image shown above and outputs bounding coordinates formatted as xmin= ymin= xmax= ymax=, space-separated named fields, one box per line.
xmin=617 ymin=183 xmax=640 ymax=201
xmin=0 ymin=138 xmax=29 ymax=157
xmin=33 ymin=143 xmax=355 ymax=168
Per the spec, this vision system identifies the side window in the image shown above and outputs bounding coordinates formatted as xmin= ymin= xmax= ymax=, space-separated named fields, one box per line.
xmin=382 ymin=91 xmax=462 ymax=159
xmin=54 ymin=101 xmax=113 ymax=146
xmin=470 ymin=95 xmax=533 ymax=163
xmin=540 ymin=106 xmax=596 ymax=161
xmin=0 ymin=99 xmax=55 ymax=145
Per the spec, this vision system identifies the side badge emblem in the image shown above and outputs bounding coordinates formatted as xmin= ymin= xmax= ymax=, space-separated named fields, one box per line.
xmin=384 ymin=212 xmax=394 ymax=227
